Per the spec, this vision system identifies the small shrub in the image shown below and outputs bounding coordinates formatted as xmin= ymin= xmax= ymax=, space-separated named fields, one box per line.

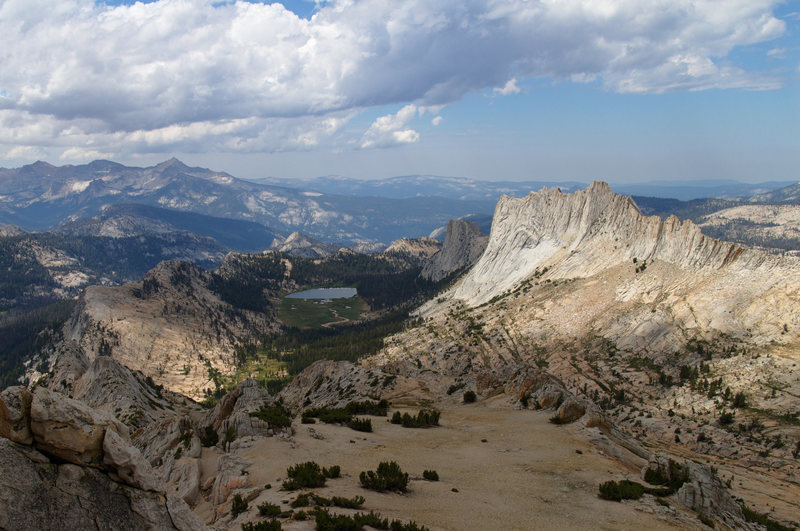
xmin=391 ymin=409 xmax=440 ymax=428
xmin=323 ymin=465 xmax=341 ymax=479
xmin=348 ymin=417 xmax=373 ymax=432
xmin=199 ymin=425 xmax=219 ymax=447
xmin=422 ymin=470 xmax=439 ymax=481
xmin=463 ymin=390 xmax=477 ymax=403
xmin=291 ymin=493 xmax=312 ymax=508
xmin=250 ymin=405 xmax=292 ymax=429
xmin=313 ymin=509 xmax=428 ymax=531
xmin=241 ymin=520 xmax=282 ymax=531
xmin=698 ymin=513 xmax=715 ymax=528
xmin=719 ymin=412 xmax=734 ymax=426
xmin=447 ymin=382 xmax=465 ymax=395
xmin=258 ymin=502 xmax=281 ymax=518
xmin=283 ymin=461 xmax=326 ymax=490
xmin=598 ymin=480 xmax=644 ymax=501
xmin=642 ymin=460 xmax=688 ymax=496
xmin=231 ymin=494 xmax=248 ymax=518
xmin=345 ymin=399 xmax=390 ymax=416
xmin=331 ymin=495 xmax=365 ymax=509
xmin=732 ymin=391 xmax=747 ymax=408
xmin=360 ymin=461 xmax=409 ymax=492
xmin=294 ymin=510 xmax=308 ymax=521
xmin=740 ymin=503 xmax=794 ymax=531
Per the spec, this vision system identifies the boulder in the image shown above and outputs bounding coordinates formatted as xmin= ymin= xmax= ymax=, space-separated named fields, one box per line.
xmin=0 ymin=385 xmax=33 ymax=445
xmin=166 ymin=493 xmax=209 ymax=531
xmin=212 ymin=453 xmax=252 ymax=506
xmin=555 ymin=397 xmax=586 ymax=424
xmin=168 ymin=458 xmax=201 ymax=506
xmin=30 ymin=386 xmax=128 ymax=467
xmin=102 ymin=428 xmax=162 ymax=492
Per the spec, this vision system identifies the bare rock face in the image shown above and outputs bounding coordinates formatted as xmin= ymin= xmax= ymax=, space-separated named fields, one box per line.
xmin=421 ymin=219 xmax=488 ymax=281
xmin=0 ymin=438 xmax=205 ymax=531
xmin=646 ymin=453 xmax=756 ymax=530
xmin=383 ymin=237 xmax=442 ymax=266
xmin=168 ymin=458 xmax=201 ymax=506
xmin=30 ymin=386 xmax=128 ymax=467
xmin=0 ymin=386 xmax=33 ymax=445
xmin=448 ymin=182 xmax=797 ymax=346
xmin=271 ymin=231 xmax=341 ymax=258
xmin=40 ymin=341 xmax=178 ymax=430
xmin=278 ymin=360 xmax=384 ymax=410
xmin=103 ymin=428 xmax=161 ymax=492
xmin=212 ymin=453 xmax=253 ymax=507
xmin=206 ymin=378 xmax=278 ymax=440
xmin=63 ymin=260 xmax=279 ymax=401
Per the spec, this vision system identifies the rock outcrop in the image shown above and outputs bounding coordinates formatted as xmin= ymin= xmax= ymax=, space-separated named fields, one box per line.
xmin=40 ymin=259 xmax=280 ymax=401
xmin=421 ymin=219 xmax=488 ymax=281
xmin=271 ymin=231 xmax=341 ymax=258
xmin=0 ymin=438 xmax=204 ymax=531
xmin=29 ymin=386 xmax=129 ymax=468
xmin=0 ymin=386 xmax=33 ymax=444
xmin=204 ymin=378 xmax=281 ymax=440
xmin=383 ymin=237 xmax=442 ymax=266
xmin=645 ymin=453 xmax=757 ymax=530
xmin=0 ymin=385 xmax=206 ymax=530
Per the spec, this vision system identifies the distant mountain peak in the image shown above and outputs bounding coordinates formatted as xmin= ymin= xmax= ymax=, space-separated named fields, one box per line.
xmin=21 ymin=160 xmax=56 ymax=173
xmin=153 ymin=157 xmax=187 ymax=171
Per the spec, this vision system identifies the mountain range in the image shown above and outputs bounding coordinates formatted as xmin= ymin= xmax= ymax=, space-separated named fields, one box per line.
xmin=0 ymin=159 xmax=493 ymax=245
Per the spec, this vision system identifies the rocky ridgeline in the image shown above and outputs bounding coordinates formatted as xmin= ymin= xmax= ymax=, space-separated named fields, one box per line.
xmin=453 ymin=181 xmax=792 ymax=307
xmin=33 ymin=259 xmax=281 ymax=401
xmin=382 ymin=236 xmax=442 ymax=266
xmin=270 ymin=230 xmax=342 ymax=258
xmin=0 ymin=385 xmax=205 ymax=530
xmin=130 ymin=378 xmax=293 ymax=515
xmin=421 ymin=219 xmax=488 ymax=281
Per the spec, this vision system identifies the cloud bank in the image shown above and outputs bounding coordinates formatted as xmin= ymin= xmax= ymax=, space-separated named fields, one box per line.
xmin=0 ymin=0 xmax=787 ymax=159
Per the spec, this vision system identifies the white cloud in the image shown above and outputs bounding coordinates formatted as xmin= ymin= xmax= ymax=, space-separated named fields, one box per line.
xmin=360 ymin=104 xmax=420 ymax=149
xmin=431 ymin=116 xmax=443 ymax=126
xmin=766 ymin=47 xmax=786 ymax=58
xmin=0 ymin=0 xmax=788 ymax=157
xmin=59 ymin=147 xmax=114 ymax=162
xmin=494 ymin=78 xmax=521 ymax=96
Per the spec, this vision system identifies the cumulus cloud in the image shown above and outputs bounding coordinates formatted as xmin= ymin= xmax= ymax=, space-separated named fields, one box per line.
xmin=431 ymin=116 xmax=443 ymax=126
xmin=0 ymin=0 xmax=787 ymax=157
xmin=494 ymin=78 xmax=521 ymax=96
xmin=360 ymin=105 xmax=420 ymax=149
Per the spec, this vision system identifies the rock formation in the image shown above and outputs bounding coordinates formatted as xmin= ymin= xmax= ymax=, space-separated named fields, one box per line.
xmin=270 ymin=231 xmax=342 ymax=258
xmin=382 ymin=236 xmax=442 ymax=266
xmin=421 ymin=219 xmax=488 ymax=281
xmin=28 ymin=259 xmax=280 ymax=401
xmin=0 ymin=385 xmax=206 ymax=530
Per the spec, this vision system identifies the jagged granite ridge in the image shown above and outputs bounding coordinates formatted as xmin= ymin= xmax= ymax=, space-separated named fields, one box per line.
xmin=421 ymin=219 xmax=488 ymax=281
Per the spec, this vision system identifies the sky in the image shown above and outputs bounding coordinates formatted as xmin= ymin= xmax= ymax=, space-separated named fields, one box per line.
xmin=0 ymin=0 xmax=798 ymax=183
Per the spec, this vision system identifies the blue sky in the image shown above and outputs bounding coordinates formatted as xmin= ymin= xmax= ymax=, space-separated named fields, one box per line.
xmin=0 ymin=0 xmax=797 ymax=183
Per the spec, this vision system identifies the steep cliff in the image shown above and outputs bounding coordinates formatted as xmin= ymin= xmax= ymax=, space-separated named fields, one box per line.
xmin=421 ymin=219 xmax=488 ymax=281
